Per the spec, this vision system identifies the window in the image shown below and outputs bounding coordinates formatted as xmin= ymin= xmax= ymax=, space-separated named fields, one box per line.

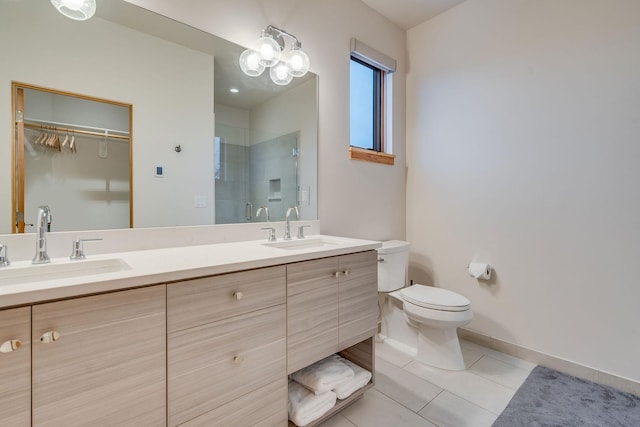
xmin=349 ymin=38 xmax=396 ymax=165
xmin=350 ymin=57 xmax=382 ymax=151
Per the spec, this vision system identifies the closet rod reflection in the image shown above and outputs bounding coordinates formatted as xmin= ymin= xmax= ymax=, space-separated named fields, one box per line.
xmin=23 ymin=122 xmax=130 ymax=141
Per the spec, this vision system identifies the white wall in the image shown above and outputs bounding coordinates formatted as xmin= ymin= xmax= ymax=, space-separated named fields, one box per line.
xmin=406 ymin=0 xmax=640 ymax=382
xmin=215 ymin=104 xmax=251 ymax=139
xmin=123 ymin=0 xmax=407 ymax=241
xmin=0 ymin=0 xmax=215 ymax=232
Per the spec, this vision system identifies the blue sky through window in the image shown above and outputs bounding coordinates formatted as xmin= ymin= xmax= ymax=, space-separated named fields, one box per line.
xmin=350 ymin=59 xmax=374 ymax=150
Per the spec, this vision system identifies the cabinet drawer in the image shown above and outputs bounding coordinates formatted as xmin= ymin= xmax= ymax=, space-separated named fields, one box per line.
xmin=181 ymin=377 xmax=287 ymax=427
xmin=168 ymin=265 xmax=286 ymax=333
xmin=168 ymin=304 xmax=286 ymax=426
xmin=0 ymin=306 xmax=30 ymax=427
xmin=32 ymin=285 xmax=166 ymax=427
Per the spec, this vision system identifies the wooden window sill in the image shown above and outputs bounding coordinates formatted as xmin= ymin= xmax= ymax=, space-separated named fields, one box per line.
xmin=349 ymin=147 xmax=395 ymax=165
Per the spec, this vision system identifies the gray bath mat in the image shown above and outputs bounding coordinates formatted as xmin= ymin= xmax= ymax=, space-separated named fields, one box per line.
xmin=493 ymin=366 xmax=640 ymax=427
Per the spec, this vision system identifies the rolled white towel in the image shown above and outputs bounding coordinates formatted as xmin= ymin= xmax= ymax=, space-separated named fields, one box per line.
xmin=288 ymin=380 xmax=337 ymax=427
xmin=291 ymin=354 xmax=355 ymax=394
xmin=333 ymin=357 xmax=372 ymax=400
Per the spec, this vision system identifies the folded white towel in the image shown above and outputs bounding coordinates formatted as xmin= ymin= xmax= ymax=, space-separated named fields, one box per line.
xmin=288 ymin=380 xmax=337 ymax=427
xmin=291 ymin=354 xmax=355 ymax=394
xmin=333 ymin=357 xmax=372 ymax=400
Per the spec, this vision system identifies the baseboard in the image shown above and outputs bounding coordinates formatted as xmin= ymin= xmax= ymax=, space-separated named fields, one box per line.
xmin=459 ymin=328 xmax=640 ymax=397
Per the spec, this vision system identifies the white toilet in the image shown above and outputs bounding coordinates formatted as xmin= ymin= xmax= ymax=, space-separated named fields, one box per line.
xmin=377 ymin=240 xmax=473 ymax=371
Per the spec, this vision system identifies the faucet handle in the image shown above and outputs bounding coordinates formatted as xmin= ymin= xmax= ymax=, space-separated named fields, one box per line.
xmin=260 ymin=227 xmax=277 ymax=242
xmin=70 ymin=238 xmax=102 ymax=260
xmin=0 ymin=244 xmax=9 ymax=267
xmin=297 ymin=225 xmax=310 ymax=239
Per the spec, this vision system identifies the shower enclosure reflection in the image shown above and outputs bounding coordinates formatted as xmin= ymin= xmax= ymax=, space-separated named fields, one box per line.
xmin=213 ymin=75 xmax=317 ymax=224
xmin=215 ymin=125 xmax=298 ymax=224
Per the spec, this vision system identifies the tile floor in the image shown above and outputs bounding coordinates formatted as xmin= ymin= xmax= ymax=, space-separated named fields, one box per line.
xmin=319 ymin=340 xmax=536 ymax=427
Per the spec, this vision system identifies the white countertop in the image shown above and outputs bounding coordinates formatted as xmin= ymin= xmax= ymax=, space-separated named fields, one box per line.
xmin=0 ymin=235 xmax=381 ymax=308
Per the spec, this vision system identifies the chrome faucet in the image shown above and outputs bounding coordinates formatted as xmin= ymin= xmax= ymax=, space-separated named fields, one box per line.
xmin=33 ymin=205 xmax=51 ymax=265
xmin=256 ymin=206 xmax=270 ymax=222
xmin=284 ymin=206 xmax=300 ymax=240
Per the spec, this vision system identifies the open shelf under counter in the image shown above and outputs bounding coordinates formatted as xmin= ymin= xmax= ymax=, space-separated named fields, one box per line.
xmin=288 ymin=337 xmax=375 ymax=427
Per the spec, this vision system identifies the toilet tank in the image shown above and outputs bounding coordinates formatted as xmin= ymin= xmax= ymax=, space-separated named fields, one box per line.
xmin=376 ymin=240 xmax=410 ymax=292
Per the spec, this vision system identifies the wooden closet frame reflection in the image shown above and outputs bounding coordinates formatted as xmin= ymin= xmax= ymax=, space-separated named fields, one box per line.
xmin=11 ymin=81 xmax=134 ymax=233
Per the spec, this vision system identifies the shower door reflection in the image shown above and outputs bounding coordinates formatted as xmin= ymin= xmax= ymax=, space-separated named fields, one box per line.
xmin=215 ymin=124 xmax=298 ymax=224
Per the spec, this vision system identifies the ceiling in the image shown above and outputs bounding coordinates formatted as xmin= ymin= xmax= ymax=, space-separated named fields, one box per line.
xmin=98 ymin=1 xmax=313 ymax=110
xmin=360 ymin=0 xmax=467 ymax=30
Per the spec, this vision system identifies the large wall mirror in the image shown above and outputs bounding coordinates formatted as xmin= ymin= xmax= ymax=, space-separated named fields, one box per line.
xmin=0 ymin=0 xmax=318 ymax=234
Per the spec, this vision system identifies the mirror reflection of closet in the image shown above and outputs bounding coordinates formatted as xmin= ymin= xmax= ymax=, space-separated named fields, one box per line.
xmin=12 ymin=82 xmax=132 ymax=233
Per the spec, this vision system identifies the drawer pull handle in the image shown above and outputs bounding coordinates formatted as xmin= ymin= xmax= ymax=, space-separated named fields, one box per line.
xmin=0 ymin=339 xmax=22 ymax=353
xmin=233 ymin=291 xmax=244 ymax=300
xmin=40 ymin=331 xmax=61 ymax=344
xmin=333 ymin=271 xmax=341 ymax=278
xmin=343 ymin=270 xmax=351 ymax=277
xmin=233 ymin=355 xmax=244 ymax=364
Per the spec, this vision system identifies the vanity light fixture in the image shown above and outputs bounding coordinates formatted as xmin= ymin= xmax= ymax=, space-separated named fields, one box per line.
xmin=239 ymin=25 xmax=310 ymax=86
xmin=50 ymin=0 xmax=96 ymax=21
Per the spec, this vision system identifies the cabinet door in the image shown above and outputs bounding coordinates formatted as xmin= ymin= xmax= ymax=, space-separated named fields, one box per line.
xmin=287 ymin=257 xmax=339 ymax=374
xmin=168 ymin=305 xmax=286 ymax=426
xmin=0 ymin=306 xmax=30 ymax=426
xmin=32 ymin=285 xmax=166 ymax=427
xmin=338 ymin=251 xmax=378 ymax=348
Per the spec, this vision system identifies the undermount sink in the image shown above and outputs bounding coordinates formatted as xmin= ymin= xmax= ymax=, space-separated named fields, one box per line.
xmin=0 ymin=258 xmax=131 ymax=286
xmin=262 ymin=237 xmax=352 ymax=251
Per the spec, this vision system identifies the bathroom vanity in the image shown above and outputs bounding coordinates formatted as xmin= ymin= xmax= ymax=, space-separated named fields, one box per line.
xmin=0 ymin=236 xmax=380 ymax=426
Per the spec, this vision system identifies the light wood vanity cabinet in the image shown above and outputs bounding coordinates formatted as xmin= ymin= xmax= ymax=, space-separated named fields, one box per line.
xmin=287 ymin=250 xmax=378 ymax=373
xmin=0 ymin=247 xmax=377 ymax=426
xmin=32 ymin=285 xmax=167 ymax=427
xmin=0 ymin=306 xmax=31 ymax=427
xmin=287 ymin=250 xmax=378 ymax=427
xmin=167 ymin=265 xmax=288 ymax=426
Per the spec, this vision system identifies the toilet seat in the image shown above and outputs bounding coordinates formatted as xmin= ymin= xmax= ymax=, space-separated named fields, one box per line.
xmin=400 ymin=285 xmax=470 ymax=312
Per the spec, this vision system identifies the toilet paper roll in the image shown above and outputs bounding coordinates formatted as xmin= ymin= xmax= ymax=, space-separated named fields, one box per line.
xmin=468 ymin=262 xmax=491 ymax=280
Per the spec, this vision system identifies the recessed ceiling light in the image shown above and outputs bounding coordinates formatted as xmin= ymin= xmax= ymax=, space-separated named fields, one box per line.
xmin=229 ymin=88 xmax=239 ymax=94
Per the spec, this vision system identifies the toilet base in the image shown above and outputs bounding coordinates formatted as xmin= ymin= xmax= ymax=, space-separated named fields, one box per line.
xmin=378 ymin=334 xmax=418 ymax=358
xmin=380 ymin=290 xmax=468 ymax=371
xmin=416 ymin=323 xmax=466 ymax=371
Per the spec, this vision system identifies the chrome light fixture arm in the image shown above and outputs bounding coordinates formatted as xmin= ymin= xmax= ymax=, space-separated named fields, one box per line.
xmin=263 ymin=25 xmax=302 ymax=51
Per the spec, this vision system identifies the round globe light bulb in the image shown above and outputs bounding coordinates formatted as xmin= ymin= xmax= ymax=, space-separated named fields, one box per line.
xmin=284 ymin=48 xmax=310 ymax=78
xmin=270 ymin=62 xmax=293 ymax=86
xmin=256 ymin=35 xmax=281 ymax=67
xmin=239 ymin=49 xmax=266 ymax=77
xmin=50 ymin=0 xmax=96 ymax=20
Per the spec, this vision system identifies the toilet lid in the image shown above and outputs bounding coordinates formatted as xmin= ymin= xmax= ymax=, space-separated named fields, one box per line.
xmin=400 ymin=285 xmax=470 ymax=312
